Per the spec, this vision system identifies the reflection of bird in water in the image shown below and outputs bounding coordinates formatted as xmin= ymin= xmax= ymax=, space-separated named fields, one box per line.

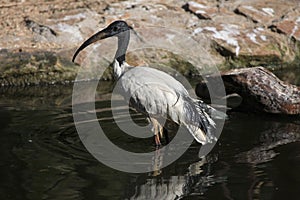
xmin=126 ymin=155 xmax=228 ymax=199
xmin=72 ymin=20 xmax=222 ymax=146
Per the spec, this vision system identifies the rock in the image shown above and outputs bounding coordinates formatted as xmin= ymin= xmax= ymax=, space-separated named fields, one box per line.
xmin=0 ymin=1 xmax=108 ymax=49
xmin=0 ymin=0 xmax=300 ymax=85
xmin=187 ymin=0 xmax=296 ymax=67
xmin=182 ymin=1 xmax=220 ymax=20
xmin=234 ymin=0 xmax=295 ymax=26
xmin=271 ymin=7 xmax=300 ymax=42
xmin=192 ymin=22 xmax=294 ymax=66
xmin=0 ymin=49 xmax=78 ymax=86
xmin=196 ymin=67 xmax=300 ymax=115
xmin=24 ymin=18 xmax=57 ymax=38
xmin=235 ymin=5 xmax=274 ymax=25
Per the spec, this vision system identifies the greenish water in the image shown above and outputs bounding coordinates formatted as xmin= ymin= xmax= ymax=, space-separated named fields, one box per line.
xmin=0 ymin=82 xmax=299 ymax=200
xmin=274 ymin=66 xmax=300 ymax=86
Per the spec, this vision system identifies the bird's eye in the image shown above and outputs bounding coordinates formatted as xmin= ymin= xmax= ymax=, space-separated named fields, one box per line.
xmin=113 ymin=27 xmax=118 ymax=32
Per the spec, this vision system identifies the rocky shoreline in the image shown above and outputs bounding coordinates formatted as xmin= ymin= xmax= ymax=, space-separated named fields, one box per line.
xmin=0 ymin=0 xmax=300 ymax=79
xmin=0 ymin=0 xmax=299 ymax=114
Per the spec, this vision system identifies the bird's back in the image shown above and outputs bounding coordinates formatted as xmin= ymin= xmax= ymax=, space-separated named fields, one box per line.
xmin=120 ymin=66 xmax=189 ymax=96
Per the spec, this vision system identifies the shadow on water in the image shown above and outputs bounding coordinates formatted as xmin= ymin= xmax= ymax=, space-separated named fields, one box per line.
xmin=0 ymin=82 xmax=299 ymax=200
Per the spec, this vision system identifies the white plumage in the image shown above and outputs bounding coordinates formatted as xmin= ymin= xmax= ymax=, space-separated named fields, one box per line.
xmin=73 ymin=20 xmax=219 ymax=146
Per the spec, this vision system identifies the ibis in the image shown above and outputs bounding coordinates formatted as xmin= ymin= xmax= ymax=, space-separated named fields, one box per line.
xmin=72 ymin=20 xmax=220 ymax=146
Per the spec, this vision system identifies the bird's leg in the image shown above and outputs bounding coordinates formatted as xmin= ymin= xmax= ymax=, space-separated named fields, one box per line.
xmin=155 ymin=134 xmax=161 ymax=146
xmin=159 ymin=125 xmax=164 ymax=139
xmin=157 ymin=118 xmax=166 ymax=144
xmin=150 ymin=117 xmax=162 ymax=146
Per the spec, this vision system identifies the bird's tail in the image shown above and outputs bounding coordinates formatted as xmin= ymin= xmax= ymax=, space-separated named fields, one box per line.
xmin=182 ymin=98 xmax=218 ymax=145
xmin=186 ymin=124 xmax=213 ymax=144
xmin=197 ymin=100 xmax=228 ymax=120
xmin=194 ymin=99 xmax=228 ymax=144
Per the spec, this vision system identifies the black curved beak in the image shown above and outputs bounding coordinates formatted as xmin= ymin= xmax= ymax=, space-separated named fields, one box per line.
xmin=72 ymin=29 xmax=111 ymax=63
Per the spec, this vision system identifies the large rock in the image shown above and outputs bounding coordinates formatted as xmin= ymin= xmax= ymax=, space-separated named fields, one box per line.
xmin=192 ymin=22 xmax=294 ymax=67
xmin=0 ymin=49 xmax=78 ymax=86
xmin=182 ymin=0 xmax=221 ymax=20
xmin=196 ymin=67 xmax=300 ymax=115
xmin=185 ymin=0 xmax=297 ymax=68
xmin=271 ymin=8 xmax=300 ymax=42
xmin=234 ymin=0 xmax=294 ymax=26
xmin=234 ymin=0 xmax=300 ymax=43
xmin=0 ymin=0 xmax=216 ymax=85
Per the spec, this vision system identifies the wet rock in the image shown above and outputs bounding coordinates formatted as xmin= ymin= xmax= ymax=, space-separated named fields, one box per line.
xmin=0 ymin=50 xmax=78 ymax=86
xmin=197 ymin=67 xmax=300 ymax=115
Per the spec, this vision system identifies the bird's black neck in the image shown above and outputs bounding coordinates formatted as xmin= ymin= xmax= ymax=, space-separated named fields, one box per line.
xmin=115 ymin=31 xmax=130 ymax=66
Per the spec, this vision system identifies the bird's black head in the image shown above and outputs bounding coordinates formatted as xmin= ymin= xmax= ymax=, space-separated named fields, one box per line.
xmin=105 ymin=20 xmax=132 ymax=37
xmin=72 ymin=20 xmax=132 ymax=62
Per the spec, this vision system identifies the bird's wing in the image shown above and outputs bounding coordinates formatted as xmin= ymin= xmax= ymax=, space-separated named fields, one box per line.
xmin=121 ymin=66 xmax=190 ymax=95
xmin=123 ymin=80 xmax=182 ymax=118
xmin=120 ymin=67 xmax=194 ymax=121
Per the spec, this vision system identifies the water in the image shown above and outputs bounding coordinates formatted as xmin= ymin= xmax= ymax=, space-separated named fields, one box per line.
xmin=0 ymin=82 xmax=299 ymax=200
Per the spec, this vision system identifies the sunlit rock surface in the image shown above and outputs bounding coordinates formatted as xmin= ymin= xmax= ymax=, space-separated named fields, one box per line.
xmin=0 ymin=0 xmax=299 ymax=85
xmin=186 ymin=0 xmax=298 ymax=67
